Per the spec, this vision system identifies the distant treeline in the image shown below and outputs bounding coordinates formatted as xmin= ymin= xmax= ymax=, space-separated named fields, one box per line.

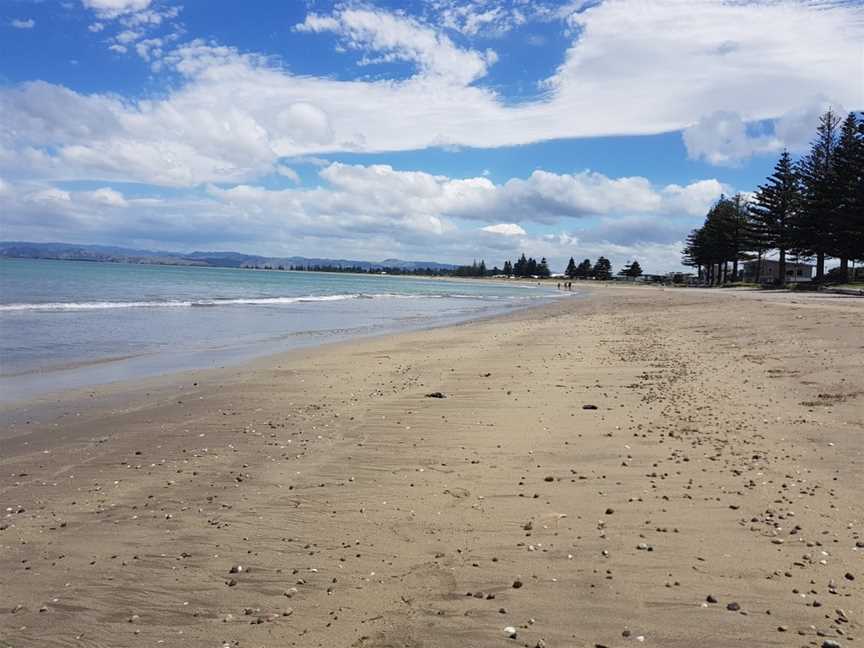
xmin=259 ymin=263 xmax=458 ymax=276
xmin=683 ymin=109 xmax=863 ymax=285
xmin=293 ymin=254 xmax=647 ymax=280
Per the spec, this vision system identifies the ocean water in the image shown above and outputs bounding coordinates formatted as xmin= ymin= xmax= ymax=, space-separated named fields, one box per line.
xmin=0 ymin=258 xmax=566 ymax=402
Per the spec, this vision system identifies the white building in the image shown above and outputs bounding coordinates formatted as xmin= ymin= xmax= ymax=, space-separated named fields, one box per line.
xmin=741 ymin=260 xmax=814 ymax=283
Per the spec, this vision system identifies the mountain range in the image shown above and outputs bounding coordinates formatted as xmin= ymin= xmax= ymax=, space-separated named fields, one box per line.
xmin=0 ymin=242 xmax=458 ymax=271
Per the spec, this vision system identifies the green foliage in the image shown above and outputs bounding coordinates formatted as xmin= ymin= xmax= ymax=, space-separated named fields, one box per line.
xmin=682 ymin=109 xmax=864 ymax=286
xmin=619 ymin=260 xmax=642 ymax=278
xmin=795 ymin=108 xmax=842 ymax=276
xmin=452 ymin=259 xmax=487 ymax=277
xmin=575 ymin=258 xmax=593 ymax=278
xmin=592 ymin=256 xmax=612 ymax=280
xmin=508 ymin=253 xmax=550 ymax=278
xmin=829 ymin=113 xmax=864 ymax=265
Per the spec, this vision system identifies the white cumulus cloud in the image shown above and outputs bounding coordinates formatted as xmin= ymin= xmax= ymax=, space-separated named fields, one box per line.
xmin=2 ymin=2 xmax=862 ymax=185
xmin=81 ymin=0 xmax=152 ymax=17
xmin=683 ymin=111 xmax=781 ymax=165
xmin=11 ymin=18 xmax=35 ymax=29
xmin=296 ymin=7 xmax=498 ymax=85
xmin=481 ymin=223 xmax=527 ymax=236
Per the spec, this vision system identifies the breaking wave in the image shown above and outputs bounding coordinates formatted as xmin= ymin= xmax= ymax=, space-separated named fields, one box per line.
xmin=0 ymin=291 xmax=548 ymax=312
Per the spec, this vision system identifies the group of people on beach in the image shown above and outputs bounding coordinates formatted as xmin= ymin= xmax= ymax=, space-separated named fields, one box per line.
xmin=557 ymin=282 xmax=575 ymax=290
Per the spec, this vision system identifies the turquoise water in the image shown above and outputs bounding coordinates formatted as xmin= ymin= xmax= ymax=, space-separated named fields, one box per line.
xmin=0 ymin=259 xmax=565 ymax=401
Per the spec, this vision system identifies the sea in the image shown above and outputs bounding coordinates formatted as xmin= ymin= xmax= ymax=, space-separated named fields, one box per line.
xmin=0 ymin=258 xmax=567 ymax=403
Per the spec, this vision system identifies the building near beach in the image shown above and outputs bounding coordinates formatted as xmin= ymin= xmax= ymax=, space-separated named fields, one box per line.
xmin=741 ymin=260 xmax=814 ymax=283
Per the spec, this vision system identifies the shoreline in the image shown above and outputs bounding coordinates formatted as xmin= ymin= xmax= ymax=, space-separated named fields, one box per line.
xmin=1 ymin=286 xmax=861 ymax=647
xmin=0 ymin=292 xmax=582 ymax=436
xmin=0 ymin=273 xmax=573 ymax=406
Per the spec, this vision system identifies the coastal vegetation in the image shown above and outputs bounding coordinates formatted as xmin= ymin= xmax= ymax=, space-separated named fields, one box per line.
xmin=682 ymin=109 xmax=864 ymax=285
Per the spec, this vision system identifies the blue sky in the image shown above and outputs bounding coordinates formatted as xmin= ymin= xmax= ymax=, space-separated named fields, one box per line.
xmin=1 ymin=0 xmax=862 ymax=271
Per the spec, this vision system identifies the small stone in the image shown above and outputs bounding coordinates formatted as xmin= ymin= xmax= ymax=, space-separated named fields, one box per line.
xmin=229 ymin=565 xmax=244 ymax=574
xmin=706 ymin=595 xmax=717 ymax=604
xmin=582 ymin=404 xmax=598 ymax=410
xmin=544 ymin=476 xmax=554 ymax=482
xmin=128 ymin=614 xmax=140 ymax=623
xmin=504 ymin=626 xmax=517 ymax=639
xmin=844 ymin=572 xmax=854 ymax=581
xmin=726 ymin=602 xmax=741 ymax=612
xmin=777 ymin=626 xmax=788 ymax=632
xmin=821 ymin=641 xmax=842 ymax=648
xmin=605 ymin=508 xmax=614 ymax=515
xmin=425 ymin=392 xmax=446 ymax=399
xmin=512 ymin=579 xmax=523 ymax=589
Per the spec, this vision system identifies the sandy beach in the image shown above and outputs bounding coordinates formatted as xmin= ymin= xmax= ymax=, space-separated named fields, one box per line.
xmin=1 ymin=286 xmax=862 ymax=648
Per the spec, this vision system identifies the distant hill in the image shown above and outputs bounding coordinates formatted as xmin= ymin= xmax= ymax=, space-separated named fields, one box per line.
xmin=0 ymin=241 xmax=459 ymax=272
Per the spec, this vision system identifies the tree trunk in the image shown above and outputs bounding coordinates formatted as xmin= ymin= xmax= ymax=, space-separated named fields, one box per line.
xmin=723 ymin=261 xmax=728 ymax=284
xmin=733 ymin=258 xmax=739 ymax=283
xmin=816 ymin=251 xmax=825 ymax=281
xmin=755 ymin=251 xmax=763 ymax=283
xmin=778 ymin=248 xmax=787 ymax=287
xmin=840 ymin=257 xmax=849 ymax=282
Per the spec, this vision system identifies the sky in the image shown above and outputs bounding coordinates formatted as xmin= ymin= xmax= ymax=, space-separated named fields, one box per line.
xmin=1 ymin=0 xmax=862 ymax=273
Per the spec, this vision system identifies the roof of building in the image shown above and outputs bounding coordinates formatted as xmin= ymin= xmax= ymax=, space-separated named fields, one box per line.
xmin=742 ymin=259 xmax=815 ymax=268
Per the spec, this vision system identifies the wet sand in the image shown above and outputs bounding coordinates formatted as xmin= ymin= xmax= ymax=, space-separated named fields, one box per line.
xmin=1 ymin=286 xmax=862 ymax=647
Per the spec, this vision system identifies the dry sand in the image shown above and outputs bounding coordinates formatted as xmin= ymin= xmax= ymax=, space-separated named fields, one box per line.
xmin=1 ymin=286 xmax=862 ymax=648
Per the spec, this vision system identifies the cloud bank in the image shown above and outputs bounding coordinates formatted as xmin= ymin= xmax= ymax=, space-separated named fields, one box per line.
xmin=1 ymin=2 xmax=861 ymax=187
xmin=1 ymin=162 xmax=722 ymax=271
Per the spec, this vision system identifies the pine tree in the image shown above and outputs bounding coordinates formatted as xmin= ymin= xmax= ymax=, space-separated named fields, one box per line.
xmin=503 ymin=260 xmax=513 ymax=276
xmin=829 ymin=112 xmax=864 ymax=278
xmin=797 ymin=108 xmax=842 ymax=280
xmin=514 ymin=253 xmax=527 ymax=277
xmin=745 ymin=196 xmax=772 ymax=284
xmin=682 ymin=227 xmax=709 ymax=281
xmin=565 ymin=257 xmax=577 ymax=279
xmin=592 ymin=256 xmax=612 ymax=280
xmin=749 ymin=150 xmax=800 ymax=286
xmin=538 ymin=257 xmax=550 ymax=278
xmin=575 ymin=258 xmax=592 ymax=279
